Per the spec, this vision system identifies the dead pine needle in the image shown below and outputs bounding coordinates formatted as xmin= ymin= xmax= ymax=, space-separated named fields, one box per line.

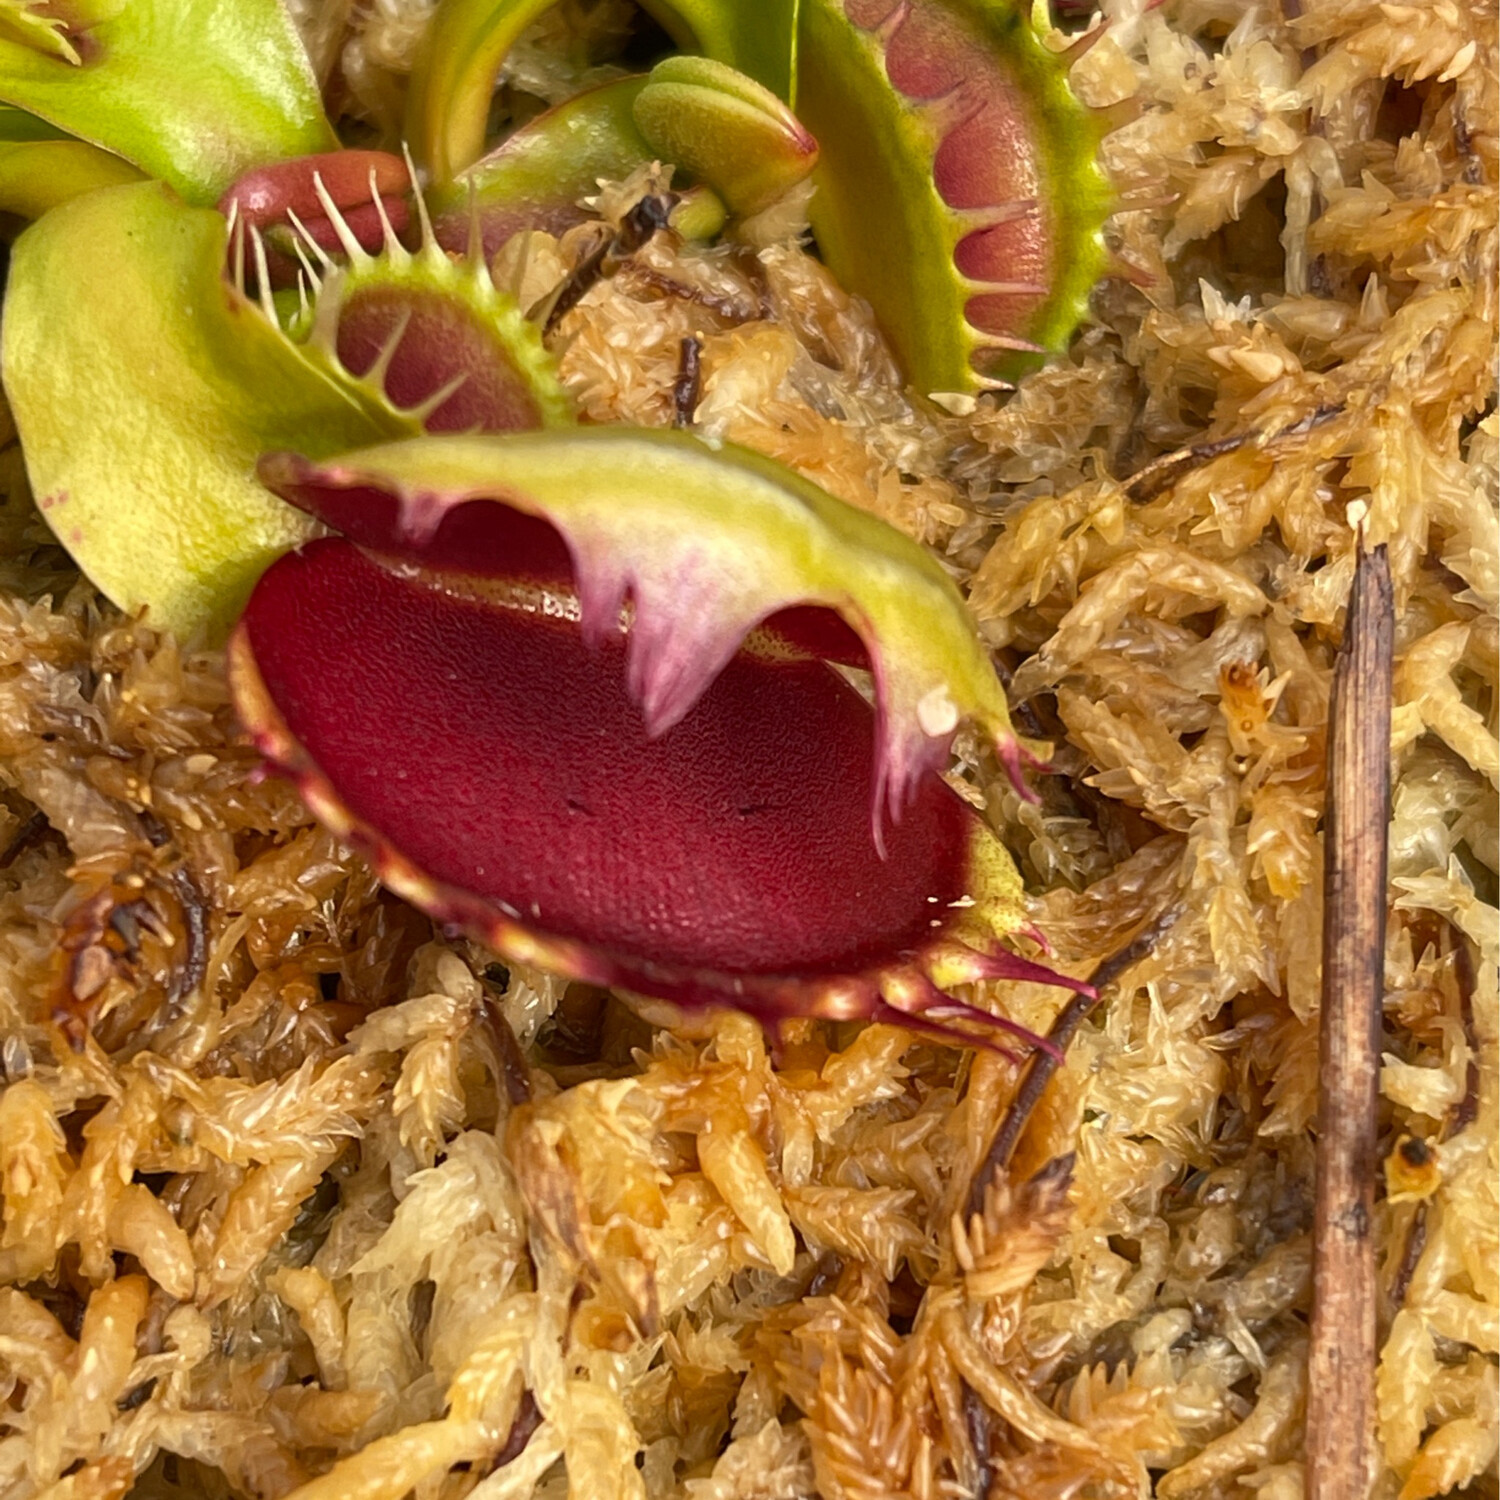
xmin=1307 ymin=542 xmax=1394 ymax=1500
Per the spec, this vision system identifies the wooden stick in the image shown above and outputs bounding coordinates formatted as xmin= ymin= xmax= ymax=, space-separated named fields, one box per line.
xmin=1307 ymin=541 xmax=1394 ymax=1500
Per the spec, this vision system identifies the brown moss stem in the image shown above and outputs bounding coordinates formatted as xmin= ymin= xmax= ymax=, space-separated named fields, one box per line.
xmin=478 ymin=993 xmax=534 ymax=1107
xmin=1448 ymin=926 xmax=1480 ymax=1136
xmin=1124 ymin=404 xmax=1344 ymax=504
xmin=1307 ymin=540 xmax=1393 ymax=1500
xmin=964 ymin=901 xmax=1182 ymax=1220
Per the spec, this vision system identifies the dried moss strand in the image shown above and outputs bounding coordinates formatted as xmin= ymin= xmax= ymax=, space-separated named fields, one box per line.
xmin=167 ymin=864 xmax=210 ymax=1004
xmin=1123 ymin=403 xmax=1345 ymax=504
xmin=963 ymin=902 xmax=1183 ymax=1220
xmin=1448 ymin=928 xmax=1480 ymax=1136
xmin=1307 ymin=541 xmax=1394 ymax=1500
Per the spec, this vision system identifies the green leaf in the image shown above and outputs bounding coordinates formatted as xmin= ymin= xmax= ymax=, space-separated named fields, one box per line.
xmin=1 ymin=181 xmax=410 ymax=641
xmin=0 ymin=104 xmax=142 ymax=217
xmin=406 ymin=0 xmax=562 ymax=183
xmin=0 ymin=0 xmax=335 ymax=203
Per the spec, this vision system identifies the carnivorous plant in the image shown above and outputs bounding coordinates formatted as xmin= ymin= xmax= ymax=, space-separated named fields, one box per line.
xmin=0 ymin=0 xmax=1111 ymax=1046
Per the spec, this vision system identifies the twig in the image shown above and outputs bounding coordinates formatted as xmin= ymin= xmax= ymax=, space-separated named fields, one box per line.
xmin=1307 ymin=542 xmax=1393 ymax=1500
xmin=1448 ymin=929 xmax=1480 ymax=1135
xmin=672 ymin=335 xmax=703 ymax=428
xmin=1124 ymin=404 xmax=1343 ymax=504
xmin=964 ymin=902 xmax=1183 ymax=1220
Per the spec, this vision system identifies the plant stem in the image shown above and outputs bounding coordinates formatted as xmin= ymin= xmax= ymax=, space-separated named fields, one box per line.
xmin=1307 ymin=540 xmax=1393 ymax=1500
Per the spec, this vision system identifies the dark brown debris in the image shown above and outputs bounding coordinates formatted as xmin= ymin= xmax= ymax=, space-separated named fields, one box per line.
xmin=543 ymin=193 xmax=677 ymax=336
xmin=0 ymin=808 xmax=51 ymax=868
xmin=672 ymin=335 xmax=703 ymax=429
xmin=478 ymin=992 xmax=534 ymax=1107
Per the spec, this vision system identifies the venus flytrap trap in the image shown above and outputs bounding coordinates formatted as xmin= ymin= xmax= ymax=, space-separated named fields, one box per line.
xmin=0 ymin=0 xmax=1111 ymax=1048
xmin=797 ymin=0 xmax=1112 ymax=389
xmin=1 ymin=182 xmax=414 ymax=641
xmin=265 ymin=170 xmax=573 ymax=435
xmin=630 ymin=56 xmax=819 ymax=217
xmin=229 ymin=431 xmax=1090 ymax=1049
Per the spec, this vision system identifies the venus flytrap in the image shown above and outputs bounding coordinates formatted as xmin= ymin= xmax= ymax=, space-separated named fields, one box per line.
xmin=797 ymin=0 xmax=1111 ymax=389
xmin=0 ymin=0 xmax=1109 ymax=1046
xmin=229 ymin=432 xmax=1091 ymax=1049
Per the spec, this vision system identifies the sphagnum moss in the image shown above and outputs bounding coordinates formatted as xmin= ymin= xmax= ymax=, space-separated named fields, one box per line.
xmin=0 ymin=2 xmax=1493 ymax=1499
